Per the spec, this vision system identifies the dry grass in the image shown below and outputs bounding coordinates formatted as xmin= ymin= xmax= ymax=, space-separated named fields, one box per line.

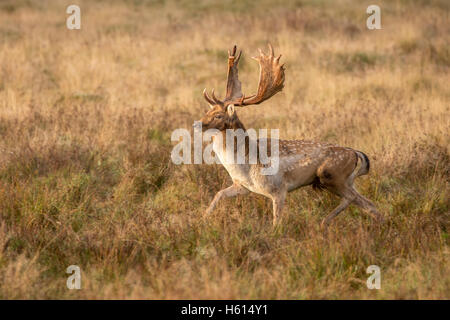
xmin=0 ymin=0 xmax=448 ymax=299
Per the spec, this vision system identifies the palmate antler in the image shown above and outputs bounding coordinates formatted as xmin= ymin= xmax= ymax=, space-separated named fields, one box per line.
xmin=203 ymin=44 xmax=285 ymax=108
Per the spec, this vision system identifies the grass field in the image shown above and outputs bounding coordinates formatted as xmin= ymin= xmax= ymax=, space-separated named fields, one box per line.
xmin=0 ymin=0 xmax=448 ymax=299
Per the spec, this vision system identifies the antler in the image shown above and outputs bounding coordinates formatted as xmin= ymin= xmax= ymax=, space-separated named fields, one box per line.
xmin=203 ymin=44 xmax=285 ymax=108
xmin=203 ymin=45 xmax=243 ymax=107
xmin=203 ymin=88 xmax=222 ymax=106
xmin=224 ymin=45 xmax=243 ymax=102
xmin=233 ymin=44 xmax=285 ymax=106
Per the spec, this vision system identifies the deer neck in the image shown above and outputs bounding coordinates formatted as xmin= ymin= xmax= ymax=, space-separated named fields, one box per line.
xmin=228 ymin=115 xmax=246 ymax=131
xmin=211 ymin=118 xmax=250 ymax=166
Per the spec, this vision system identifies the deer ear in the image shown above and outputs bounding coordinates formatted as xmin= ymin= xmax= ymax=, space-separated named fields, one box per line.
xmin=226 ymin=104 xmax=235 ymax=116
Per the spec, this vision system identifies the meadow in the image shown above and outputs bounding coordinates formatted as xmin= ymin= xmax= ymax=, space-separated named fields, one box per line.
xmin=0 ymin=0 xmax=448 ymax=299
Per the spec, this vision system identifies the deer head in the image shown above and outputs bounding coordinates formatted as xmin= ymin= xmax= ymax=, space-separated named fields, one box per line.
xmin=196 ymin=44 xmax=285 ymax=132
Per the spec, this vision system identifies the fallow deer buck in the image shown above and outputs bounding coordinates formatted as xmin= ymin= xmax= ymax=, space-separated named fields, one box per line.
xmin=196 ymin=44 xmax=384 ymax=228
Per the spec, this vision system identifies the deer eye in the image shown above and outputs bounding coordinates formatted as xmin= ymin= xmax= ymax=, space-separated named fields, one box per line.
xmin=214 ymin=114 xmax=223 ymax=119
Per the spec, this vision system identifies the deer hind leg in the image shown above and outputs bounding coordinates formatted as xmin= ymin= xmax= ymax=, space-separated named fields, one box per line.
xmin=351 ymin=191 xmax=384 ymax=223
xmin=320 ymin=196 xmax=353 ymax=228
xmin=317 ymin=149 xmax=385 ymax=228
xmin=321 ymin=184 xmax=384 ymax=227
xmin=319 ymin=183 xmax=359 ymax=229
xmin=317 ymin=152 xmax=361 ymax=228
xmin=205 ymin=183 xmax=248 ymax=215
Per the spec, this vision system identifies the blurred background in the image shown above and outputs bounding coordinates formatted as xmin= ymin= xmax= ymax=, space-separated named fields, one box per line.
xmin=0 ymin=0 xmax=448 ymax=299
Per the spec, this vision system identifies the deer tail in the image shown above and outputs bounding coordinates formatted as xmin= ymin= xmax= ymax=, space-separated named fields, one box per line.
xmin=355 ymin=150 xmax=370 ymax=177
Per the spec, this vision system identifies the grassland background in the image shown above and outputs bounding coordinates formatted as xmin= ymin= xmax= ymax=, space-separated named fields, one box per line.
xmin=0 ymin=0 xmax=448 ymax=299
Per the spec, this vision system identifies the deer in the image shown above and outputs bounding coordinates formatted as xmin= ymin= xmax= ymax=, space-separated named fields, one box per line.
xmin=195 ymin=44 xmax=384 ymax=228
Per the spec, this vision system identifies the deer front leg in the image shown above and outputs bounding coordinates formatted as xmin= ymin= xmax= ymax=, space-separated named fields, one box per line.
xmin=205 ymin=184 xmax=248 ymax=215
xmin=271 ymin=190 xmax=287 ymax=226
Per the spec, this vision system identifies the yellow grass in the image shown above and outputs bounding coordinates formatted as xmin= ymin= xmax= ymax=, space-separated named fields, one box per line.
xmin=0 ymin=0 xmax=448 ymax=299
